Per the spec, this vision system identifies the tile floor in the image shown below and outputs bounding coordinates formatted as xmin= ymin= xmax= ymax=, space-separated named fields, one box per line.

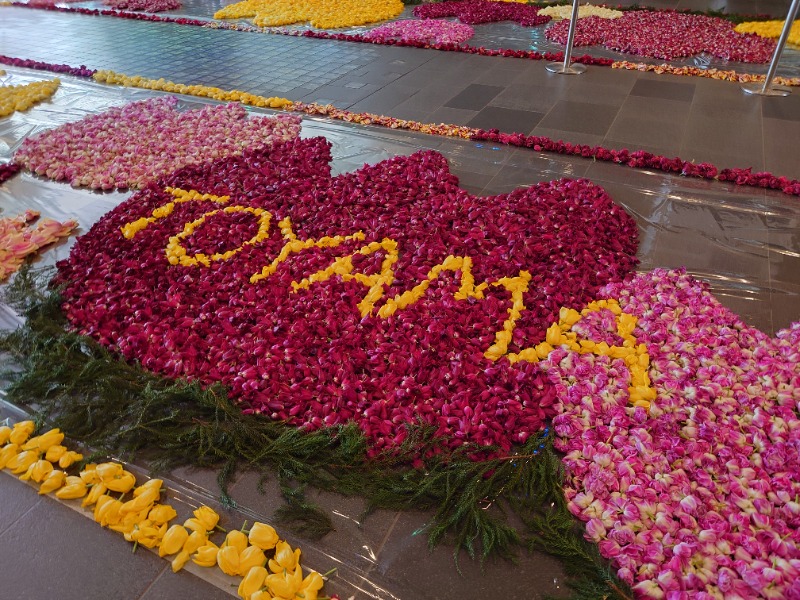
xmin=1 ymin=2 xmax=800 ymax=599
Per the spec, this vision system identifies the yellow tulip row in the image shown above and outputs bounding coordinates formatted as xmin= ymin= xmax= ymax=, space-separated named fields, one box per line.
xmin=92 ymin=70 xmax=293 ymax=109
xmin=0 ymin=421 xmax=328 ymax=600
xmin=214 ymin=0 xmax=404 ymax=29
xmin=538 ymin=5 xmax=623 ymax=20
xmin=0 ymin=78 xmax=60 ymax=118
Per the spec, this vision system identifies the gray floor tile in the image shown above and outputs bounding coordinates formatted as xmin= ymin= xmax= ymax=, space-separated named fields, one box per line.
xmin=763 ymin=118 xmax=800 ymax=178
xmin=427 ymin=105 xmax=478 ymax=126
xmin=761 ymin=96 xmax=800 ymax=122
xmin=630 ymin=78 xmax=697 ymax=102
xmin=0 ymin=476 xmax=165 ymax=600
xmin=0 ymin=472 xmax=42 ymax=537
xmin=537 ymin=100 xmax=620 ymax=136
xmin=466 ymin=106 xmax=544 ymax=134
xmin=490 ymin=83 xmax=567 ymax=113
xmin=681 ymin=113 xmax=765 ymax=169
xmin=444 ymin=84 xmax=504 ymax=110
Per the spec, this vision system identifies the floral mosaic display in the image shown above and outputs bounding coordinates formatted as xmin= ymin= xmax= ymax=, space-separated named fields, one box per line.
xmin=56 ymin=137 xmax=639 ymax=456
xmin=0 ymin=78 xmax=60 ymax=118
xmin=103 ymin=0 xmax=181 ymax=12
xmin=364 ymin=19 xmax=474 ymax=45
xmin=546 ymin=11 xmax=775 ymax=62
xmin=552 ymin=268 xmax=800 ymax=598
xmin=213 ymin=0 xmax=404 ymax=29
xmin=0 ymin=210 xmax=77 ymax=281
xmin=13 ymin=96 xmax=300 ymax=190
xmin=413 ymin=0 xmax=551 ymax=27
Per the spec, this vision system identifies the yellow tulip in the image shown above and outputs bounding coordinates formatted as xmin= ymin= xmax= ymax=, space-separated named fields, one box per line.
xmin=217 ymin=545 xmax=241 ymax=576
xmin=238 ymin=545 xmax=267 ymax=575
xmin=159 ymin=524 xmax=189 ymax=557
xmin=79 ymin=464 xmax=100 ymax=484
xmin=265 ymin=565 xmax=302 ymax=599
xmin=119 ymin=487 xmax=159 ymax=515
xmin=105 ymin=470 xmax=136 ymax=493
xmin=192 ymin=543 xmax=219 ymax=567
xmin=121 ymin=508 xmax=151 ymax=529
xmin=55 ymin=476 xmax=88 ymax=499
xmin=95 ymin=462 xmax=123 ymax=481
xmin=171 ymin=550 xmax=191 ymax=573
xmin=129 ymin=524 xmax=164 ymax=548
xmin=110 ymin=521 xmax=137 ymax=536
xmin=224 ymin=529 xmax=249 ymax=554
xmin=0 ymin=443 xmax=19 ymax=469
xmin=133 ymin=478 xmax=163 ymax=496
xmin=193 ymin=505 xmax=220 ymax=531
xmin=182 ymin=530 xmax=208 ymax=554
xmin=238 ymin=566 xmax=268 ymax=599
xmin=8 ymin=450 xmax=41 ymax=474
xmin=269 ymin=541 xmax=300 ymax=573
xmin=58 ymin=451 xmax=84 ymax=469
xmin=20 ymin=459 xmax=53 ymax=482
xmin=298 ymin=570 xmax=325 ymax=600
xmin=183 ymin=518 xmax=206 ymax=533
xmin=148 ymin=504 xmax=178 ymax=526
xmin=44 ymin=444 xmax=67 ymax=462
xmin=22 ymin=428 xmax=63 ymax=452
xmin=38 ymin=470 xmax=67 ymax=495
xmin=81 ymin=482 xmax=108 ymax=508
xmin=9 ymin=421 xmax=35 ymax=445
xmin=0 ymin=426 xmax=11 ymax=445
xmin=249 ymin=522 xmax=279 ymax=550
xmin=94 ymin=495 xmax=123 ymax=526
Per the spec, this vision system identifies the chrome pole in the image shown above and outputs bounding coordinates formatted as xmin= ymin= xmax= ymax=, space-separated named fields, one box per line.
xmin=742 ymin=0 xmax=800 ymax=96
xmin=546 ymin=0 xmax=587 ymax=75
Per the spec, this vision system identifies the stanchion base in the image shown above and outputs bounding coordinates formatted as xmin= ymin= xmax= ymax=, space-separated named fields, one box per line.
xmin=545 ymin=62 xmax=587 ymax=75
xmin=741 ymin=82 xmax=792 ymax=96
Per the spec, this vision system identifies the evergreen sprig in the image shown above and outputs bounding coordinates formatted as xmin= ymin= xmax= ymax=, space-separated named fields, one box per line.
xmin=0 ymin=266 xmax=631 ymax=599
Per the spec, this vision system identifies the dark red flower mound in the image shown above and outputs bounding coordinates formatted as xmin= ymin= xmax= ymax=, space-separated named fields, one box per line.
xmin=545 ymin=11 xmax=774 ymax=62
xmin=56 ymin=137 xmax=638 ymax=457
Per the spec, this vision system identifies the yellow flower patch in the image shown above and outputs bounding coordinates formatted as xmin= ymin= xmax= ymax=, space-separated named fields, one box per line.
xmin=0 ymin=79 xmax=60 ymax=118
xmin=735 ymin=20 xmax=800 ymax=47
xmin=214 ymin=0 xmax=404 ymax=29
xmin=92 ymin=70 xmax=292 ymax=108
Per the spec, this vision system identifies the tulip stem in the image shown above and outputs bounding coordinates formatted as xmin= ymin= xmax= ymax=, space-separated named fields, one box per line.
xmin=214 ymin=524 xmax=228 ymax=533
xmin=240 ymin=520 xmax=248 ymax=533
xmin=131 ymin=541 xmax=138 ymax=554
xmin=321 ymin=568 xmax=337 ymax=578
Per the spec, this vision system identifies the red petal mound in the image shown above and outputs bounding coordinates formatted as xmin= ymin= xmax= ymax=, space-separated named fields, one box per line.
xmin=546 ymin=11 xmax=775 ymax=62
xmin=56 ymin=137 xmax=638 ymax=458
xmin=413 ymin=0 xmax=550 ymax=26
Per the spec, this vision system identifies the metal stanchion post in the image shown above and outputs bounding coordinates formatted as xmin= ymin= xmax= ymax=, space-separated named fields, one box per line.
xmin=742 ymin=0 xmax=800 ymax=96
xmin=546 ymin=0 xmax=586 ymax=75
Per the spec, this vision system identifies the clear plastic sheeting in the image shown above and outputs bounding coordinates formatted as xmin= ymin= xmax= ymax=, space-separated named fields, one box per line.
xmin=1 ymin=68 xmax=799 ymax=598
